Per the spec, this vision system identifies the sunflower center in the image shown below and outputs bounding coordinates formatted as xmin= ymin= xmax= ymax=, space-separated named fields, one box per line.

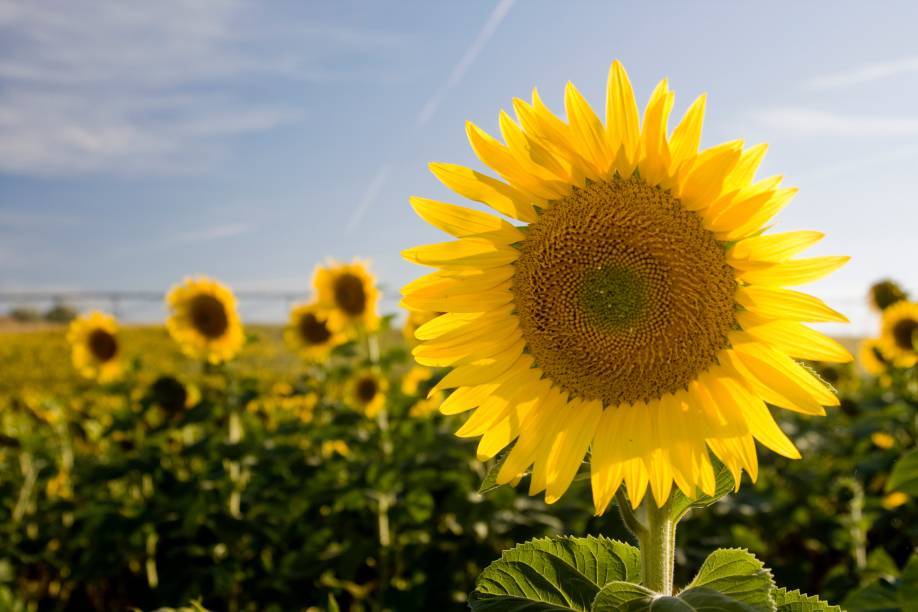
xmin=190 ymin=294 xmax=229 ymax=339
xmin=299 ymin=312 xmax=332 ymax=345
xmin=871 ymin=346 xmax=887 ymax=364
xmin=892 ymin=318 xmax=918 ymax=351
xmin=512 ymin=175 xmax=736 ymax=406
xmin=356 ymin=377 xmax=378 ymax=403
xmin=334 ymin=274 xmax=367 ymax=316
xmin=88 ymin=329 xmax=118 ymax=362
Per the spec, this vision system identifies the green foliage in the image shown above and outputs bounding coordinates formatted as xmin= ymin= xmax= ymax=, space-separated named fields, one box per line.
xmin=670 ymin=462 xmax=736 ymax=521
xmin=469 ymin=538 xmax=842 ymax=612
xmin=886 ymin=450 xmax=918 ymax=496
xmin=469 ymin=536 xmax=639 ymax=611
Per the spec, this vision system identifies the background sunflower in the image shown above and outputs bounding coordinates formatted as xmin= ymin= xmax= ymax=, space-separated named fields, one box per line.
xmin=67 ymin=311 xmax=122 ymax=383
xmin=165 ymin=277 xmax=245 ymax=364
xmin=284 ymin=302 xmax=345 ymax=362
xmin=313 ymin=260 xmax=380 ymax=333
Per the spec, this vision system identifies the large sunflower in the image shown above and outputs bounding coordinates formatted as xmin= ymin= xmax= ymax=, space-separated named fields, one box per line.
xmin=284 ymin=302 xmax=345 ymax=361
xmin=402 ymin=60 xmax=851 ymax=513
xmin=166 ymin=277 xmax=244 ymax=364
xmin=67 ymin=311 xmax=122 ymax=383
xmin=313 ymin=260 xmax=380 ymax=332
xmin=879 ymin=301 xmax=918 ymax=367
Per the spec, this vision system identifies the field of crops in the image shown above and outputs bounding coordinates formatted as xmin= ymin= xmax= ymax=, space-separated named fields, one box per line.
xmin=0 ymin=276 xmax=916 ymax=611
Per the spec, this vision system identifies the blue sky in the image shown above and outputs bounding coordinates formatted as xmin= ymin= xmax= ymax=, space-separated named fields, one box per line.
xmin=2 ymin=0 xmax=917 ymax=334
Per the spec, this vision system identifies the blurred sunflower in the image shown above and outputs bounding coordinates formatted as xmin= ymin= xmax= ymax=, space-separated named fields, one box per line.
xmin=284 ymin=303 xmax=345 ymax=361
xmin=403 ymin=310 xmax=441 ymax=347
xmin=402 ymin=60 xmax=851 ymax=512
xmin=314 ymin=260 xmax=380 ymax=332
xmin=347 ymin=370 xmax=388 ymax=418
xmin=879 ymin=301 xmax=918 ymax=367
xmin=869 ymin=279 xmax=907 ymax=311
xmin=410 ymin=391 xmax=445 ymax=418
xmin=401 ymin=365 xmax=434 ymax=395
xmin=858 ymin=338 xmax=889 ymax=377
xmin=166 ymin=277 xmax=244 ymax=364
xmin=67 ymin=311 xmax=122 ymax=383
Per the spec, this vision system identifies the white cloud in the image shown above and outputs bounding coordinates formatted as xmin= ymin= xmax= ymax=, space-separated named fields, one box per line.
xmin=753 ymin=108 xmax=918 ymax=136
xmin=415 ymin=0 xmax=515 ymax=127
xmin=805 ymin=56 xmax=918 ymax=90
xmin=0 ymin=0 xmax=397 ymax=176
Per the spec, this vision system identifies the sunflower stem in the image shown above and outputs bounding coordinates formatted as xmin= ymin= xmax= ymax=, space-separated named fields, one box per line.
xmin=636 ymin=496 xmax=676 ymax=595
xmin=615 ymin=490 xmax=648 ymax=539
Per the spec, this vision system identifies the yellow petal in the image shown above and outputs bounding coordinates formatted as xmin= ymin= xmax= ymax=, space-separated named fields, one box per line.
xmin=565 ymin=81 xmax=610 ymax=174
xmin=591 ymin=406 xmax=626 ymax=515
xmin=605 ymin=60 xmax=640 ymax=174
xmin=466 ymin=122 xmax=569 ymax=201
xmin=735 ymin=286 xmax=849 ymax=323
xmin=544 ymin=399 xmax=602 ymax=503
xmin=638 ymin=79 xmax=674 ymax=186
xmin=402 ymin=283 xmax=513 ymax=314
xmin=414 ymin=306 xmax=513 ymax=341
xmin=401 ymin=238 xmax=519 ymax=269
xmin=724 ymin=143 xmax=768 ymax=191
xmin=720 ymin=348 xmax=825 ymax=416
xmin=441 ymin=383 xmax=500 ymax=415
xmin=668 ymin=94 xmax=706 ymax=173
xmin=497 ymin=388 xmax=567 ymax=483
xmin=737 ymin=256 xmax=849 ymax=286
xmin=729 ymin=230 xmax=824 ymax=262
xmin=409 ymin=196 xmax=523 ymax=240
xmin=499 ymin=110 xmax=572 ymax=182
xmin=476 ymin=381 xmax=546 ymax=460
xmin=718 ymin=187 xmax=798 ymax=241
xmin=732 ymin=340 xmax=839 ymax=407
xmin=430 ymin=339 xmax=525 ymax=393
xmin=676 ymin=140 xmax=743 ymax=210
xmin=736 ymin=313 xmax=852 ymax=363
xmin=429 ymin=162 xmax=538 ymax=222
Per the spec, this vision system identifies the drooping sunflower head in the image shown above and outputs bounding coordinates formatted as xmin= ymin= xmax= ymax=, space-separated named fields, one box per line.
xmin=67 ymin=311 xmax=122 ymax=383
xmin=869 ymin=279 xmax=907 ymax=312
xmin=347 ymin=370 xmax=388 ymax=418
xmin=402 ymin=60 xmax=851 ymax=512
xmin=858 ymin=338 xmax=889 ymax=377
xmin=879 ymin=301 xmax=918 ymax=367
xmin=166 ymin=276 xmax=244 ymax=364
xmin=284 ymin=302 xmax=345 ymax=362
xmin=313 ymin=260 xmax=380 ymax=332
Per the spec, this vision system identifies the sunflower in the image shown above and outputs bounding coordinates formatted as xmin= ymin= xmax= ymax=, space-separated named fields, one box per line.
xmin=402 ymin=60 xmax=851 ymax=512
xmin=869 ymin=279 xmax=907 ymax=311
xmin=347 ymin=370 xmax=388 ymax=418
xmin=401 ymin=365 xmax=434 ymax=395
xmin=285 ymin=302 xmax=345 ymax=361
xmin=859 ymin=338 xmax=889 ymax=377
xmin=403 ymin=310 xmax=441 ymax=347
xmin=313 ymin=260 xmax=380 ymax=332
xmin=879 ymin=301 xmax=918 ymax=367
xmin=166 ymin=277 xmax=244 ymax=364
xmin=67 ymin=311 xmax=122 ymax=383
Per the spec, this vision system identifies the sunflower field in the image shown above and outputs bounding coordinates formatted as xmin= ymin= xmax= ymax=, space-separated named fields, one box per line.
xmin=3 ymin=60 xmax=918 ymax=612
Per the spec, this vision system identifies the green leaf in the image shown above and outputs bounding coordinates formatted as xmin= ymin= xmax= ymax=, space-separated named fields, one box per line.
xmin=470 ymin=537 xmax=641 ymax=612
xmin=886 ymin=449 xmax=918 ymax=496
xmin=479 ymin=450 xmax=511 ymax=494
xmin=841 ymin=578 xmax=899 ymax=612
xmin=772 ymin=588 xmax=841 ymax=611
xmin=685 ymin=548 xmax=776 ymax=612
xmin=670 ymin=461 xmax=736 ymax=521
xmin=591 ymin=582 xmax=755 ymax=611
xmin=898 ymin=554 xmax=918 ymax=610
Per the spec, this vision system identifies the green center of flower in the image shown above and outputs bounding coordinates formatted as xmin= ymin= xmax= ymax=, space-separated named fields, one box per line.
xmin=512 ymin=175 xmax=736 ymax=406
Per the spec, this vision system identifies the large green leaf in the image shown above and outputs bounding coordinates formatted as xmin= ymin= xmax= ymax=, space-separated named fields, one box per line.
xmin=685 ymin=548 xmax=776 ymax=612
xmin=772 ymin=588 xmax=842 ymax=611
xmin=591 ymin=582 xmax=755 ymax=611
xmin=841 ymin=578 xmax=899 ymax=612
xmin=469 ymin=536 xmax=641 ymax=612
xmin=886 ymin=449 xmax=918 ymax=496
xmin=670 ymin=462 xmax=736 ymax=521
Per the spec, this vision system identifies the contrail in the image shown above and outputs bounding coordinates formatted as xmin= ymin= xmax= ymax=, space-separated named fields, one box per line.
xmin=345 ymin=164 xmax=391 ymax=234
xmin=415 ymin=0 xmax=516 ymax=127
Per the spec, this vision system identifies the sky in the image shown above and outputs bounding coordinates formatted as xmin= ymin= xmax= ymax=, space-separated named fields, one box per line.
xmin=2 ymin=0 xmax=918 ymax=335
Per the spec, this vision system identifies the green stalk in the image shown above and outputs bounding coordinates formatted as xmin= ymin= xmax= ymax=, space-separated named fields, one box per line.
xmin=616 ymin=490 xmax=676 ymax=595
